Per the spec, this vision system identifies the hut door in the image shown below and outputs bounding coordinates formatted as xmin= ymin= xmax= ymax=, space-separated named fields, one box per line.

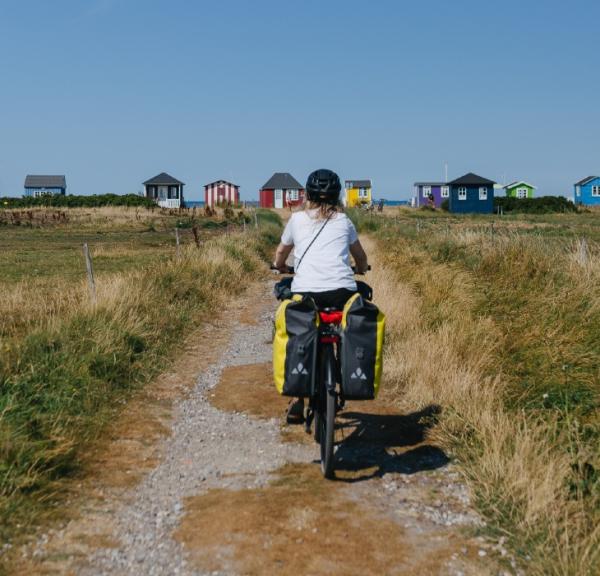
xmin=274 ymin=189 xmax=283 ymax=208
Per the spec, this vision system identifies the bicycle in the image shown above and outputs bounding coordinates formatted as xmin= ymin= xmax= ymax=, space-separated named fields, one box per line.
xmin=273 ymin=266 xmax=372 ymax=479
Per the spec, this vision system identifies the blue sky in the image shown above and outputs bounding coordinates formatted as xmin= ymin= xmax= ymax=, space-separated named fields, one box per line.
xmin=0 ymin=0 xmax=598 ymax=200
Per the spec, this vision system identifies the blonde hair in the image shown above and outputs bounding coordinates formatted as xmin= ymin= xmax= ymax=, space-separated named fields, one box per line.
xmin=304 ymin=200 xmax=342 ymax=220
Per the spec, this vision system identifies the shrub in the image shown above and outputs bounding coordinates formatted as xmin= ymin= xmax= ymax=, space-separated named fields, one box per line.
xmin=495 ymin=195 xmax=577 ymax=214
xmin=345 ymin=208 xmax=382 ymax=233
xmin=0 ymin=194 xmax=157 ymax=209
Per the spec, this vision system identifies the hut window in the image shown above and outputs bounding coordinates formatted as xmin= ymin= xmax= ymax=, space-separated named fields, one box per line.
xmin=423 ymin=186 xmax=431 ymax=197
xmin=168 ymin=186 xmax=179 ymax=199
xmin=592 ymin=186 xmax=600 ymax=197
xmin=479 ymin=187 xmax=488 ymax=200
xmin=288 ymin=189 xmax=299 ymax=201
xmin=441 ymin=186 xmax=449 ymax=198
xmin=359 ymin=188 xmax=369 ymax=198
xmin=517 ymin=187 xmax=528 ymax=198
xmin=458 ymin=187 xmax=467 ymax=200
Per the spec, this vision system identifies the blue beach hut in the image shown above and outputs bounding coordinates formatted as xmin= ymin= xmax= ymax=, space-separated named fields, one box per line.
xmin=448 ymin=173 xmax=495 ymax=214
xmin=24 ymin=175 xmax=66 ymax=197
xmin=573 ymin=176 xmax=600 ymax=207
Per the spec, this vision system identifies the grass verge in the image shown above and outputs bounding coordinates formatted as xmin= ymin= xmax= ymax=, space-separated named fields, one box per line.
xmin=352 ymin=209 xmax=600 ymax=575
xmin=0 ymin=215 xmax=281 ymax=551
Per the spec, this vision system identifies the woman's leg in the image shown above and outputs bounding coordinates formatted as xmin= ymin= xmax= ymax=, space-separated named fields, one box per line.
xmin=286 ymin=398 xmax=305 ymax=423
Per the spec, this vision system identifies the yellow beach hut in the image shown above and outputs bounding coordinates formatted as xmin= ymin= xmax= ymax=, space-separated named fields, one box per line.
xmin=343 ymin=179 xmax=372 ymax=208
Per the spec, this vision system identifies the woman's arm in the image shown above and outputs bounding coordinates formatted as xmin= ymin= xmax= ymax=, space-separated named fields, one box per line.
xmin=350 ymin=240 xmax=368 ymax=274
xmin=274 ymin=242 xmax=293 ymax=272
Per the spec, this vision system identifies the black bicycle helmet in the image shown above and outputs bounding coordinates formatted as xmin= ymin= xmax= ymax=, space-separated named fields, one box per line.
xmin=305 ymin=169 xmax=341 ymax=204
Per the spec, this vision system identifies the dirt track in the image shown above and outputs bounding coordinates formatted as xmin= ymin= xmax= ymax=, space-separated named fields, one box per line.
xmin=14 ymin=280 xmax=503 ymax=575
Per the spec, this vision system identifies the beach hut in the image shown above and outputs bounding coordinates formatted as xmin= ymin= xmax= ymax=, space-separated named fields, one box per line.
xmin=504 ymin=181 xmax=536 ymax=199
xmin=344 ymin=180 xmax=372 ymax=207
xmin=574 ymin=176 xmax=600 ymax=206
xmin=259 ymin=173 xmax=304 ymax=208
xmin=448 ymin=173 xmax=495 ymax=214
xmin=143 ymin=173 xmax=184 ymax=208
xmin=23 ymin=175 xmax=66 ymax=197
xmin=413 ymin=182 xmax=449 ymax=208
xmin=204 ymin=180 xmax=240 ymax=208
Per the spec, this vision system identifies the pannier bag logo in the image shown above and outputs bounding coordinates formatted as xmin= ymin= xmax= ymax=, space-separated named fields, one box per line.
xmin=350 ymin=367 xmax=368 ymax=380
xmin=292 ymin=362 xmax=309 ymax=375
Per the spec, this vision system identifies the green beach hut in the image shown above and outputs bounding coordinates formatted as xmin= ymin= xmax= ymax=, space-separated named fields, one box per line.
xmin=504 ymin=181 xmax=535 ymax=199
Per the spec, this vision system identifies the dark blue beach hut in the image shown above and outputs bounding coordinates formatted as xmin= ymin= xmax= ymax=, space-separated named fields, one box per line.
xmin=448 ymin=173 xmax=495 ymax=214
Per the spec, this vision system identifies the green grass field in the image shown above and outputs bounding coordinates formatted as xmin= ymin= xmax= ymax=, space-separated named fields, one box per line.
xmin=0 ymin=206 xmax=281 ymax=285
xmin=0 ymin=227 xmax=174 ymax=283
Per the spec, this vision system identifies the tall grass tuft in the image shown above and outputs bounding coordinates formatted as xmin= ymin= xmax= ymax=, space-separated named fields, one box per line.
xmin=363 ymin=212 xmax=600 ymax=575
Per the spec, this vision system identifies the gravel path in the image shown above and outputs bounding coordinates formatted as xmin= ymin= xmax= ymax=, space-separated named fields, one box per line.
xmin=19 ymin=282 xmax=510 ymax=575
xmin=80 ymin=292 xmax=313 ymax=575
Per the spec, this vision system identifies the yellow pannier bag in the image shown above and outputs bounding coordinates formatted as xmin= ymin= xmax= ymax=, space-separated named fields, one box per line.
xmin=340 ymin=293 xmax=385 ymax=400
xmin=273 ymin=296 xmax=319 ymax=397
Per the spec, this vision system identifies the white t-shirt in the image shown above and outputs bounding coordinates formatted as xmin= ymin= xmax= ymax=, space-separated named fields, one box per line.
xmin=281 ymin=210 xmax=358 ymax=293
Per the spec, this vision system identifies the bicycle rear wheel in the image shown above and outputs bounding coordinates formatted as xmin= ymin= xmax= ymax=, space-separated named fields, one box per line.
xmin=318 ymin=345 xmax=336 ymax=479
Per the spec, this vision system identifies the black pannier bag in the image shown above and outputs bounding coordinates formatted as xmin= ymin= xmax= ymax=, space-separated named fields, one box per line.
xmin=340 ymin=293 xmax=385 ymax=400
xmin=273 ymin=295 xmax=319 ymax=397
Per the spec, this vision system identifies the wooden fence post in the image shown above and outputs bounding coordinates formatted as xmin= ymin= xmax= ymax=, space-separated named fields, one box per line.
xmin=82 ymin=243 xmax=96 ymax=302
xmin=192 ymin=225 xmax=201 ymax=249
xmin=175 ymin=227 xmax=181 ymax=258
xmin=578 ymin=237 xmax=589 ymax=266
xmin=254 ymin=210 xmax=259 ymax=229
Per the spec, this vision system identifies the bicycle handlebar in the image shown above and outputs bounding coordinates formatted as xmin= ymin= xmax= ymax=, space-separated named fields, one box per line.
xmin=270 ymin=264 xmax=371 ymax=275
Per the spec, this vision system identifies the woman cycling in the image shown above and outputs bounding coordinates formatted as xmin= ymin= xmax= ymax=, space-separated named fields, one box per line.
xmin=273 ymin=168 xmax=368 ymax=424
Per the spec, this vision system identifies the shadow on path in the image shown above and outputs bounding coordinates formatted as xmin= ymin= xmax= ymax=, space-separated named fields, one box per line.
xmin=333 ymin=404 xmax=449 ymax=482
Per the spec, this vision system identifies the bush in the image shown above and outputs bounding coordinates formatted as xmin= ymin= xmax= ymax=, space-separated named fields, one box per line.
xmin=495 ymin=195 xmax=577 ymax=214
xmin=440 ymin=199 xmax=449 ymax=212
xmin=0 ymin=194 xmax=157 ymax=209
xmin=255 ymin=209 xmax=283 ymax=227
xmin=345 ymin=208 xmax=382 ymax=233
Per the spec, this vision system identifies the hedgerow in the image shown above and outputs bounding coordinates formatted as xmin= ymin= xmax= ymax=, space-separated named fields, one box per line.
xmin=1 ymin=194 xmax=156 ymax=209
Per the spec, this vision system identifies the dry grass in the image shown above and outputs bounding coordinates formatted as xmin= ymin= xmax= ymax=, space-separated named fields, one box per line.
xmin=362 ymin=218 xmax=600 ymax=575
xmin=0 ymin=205 xmax=239 ymax=229
xmin=0 ymin=208 xmax=281 ymax=553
